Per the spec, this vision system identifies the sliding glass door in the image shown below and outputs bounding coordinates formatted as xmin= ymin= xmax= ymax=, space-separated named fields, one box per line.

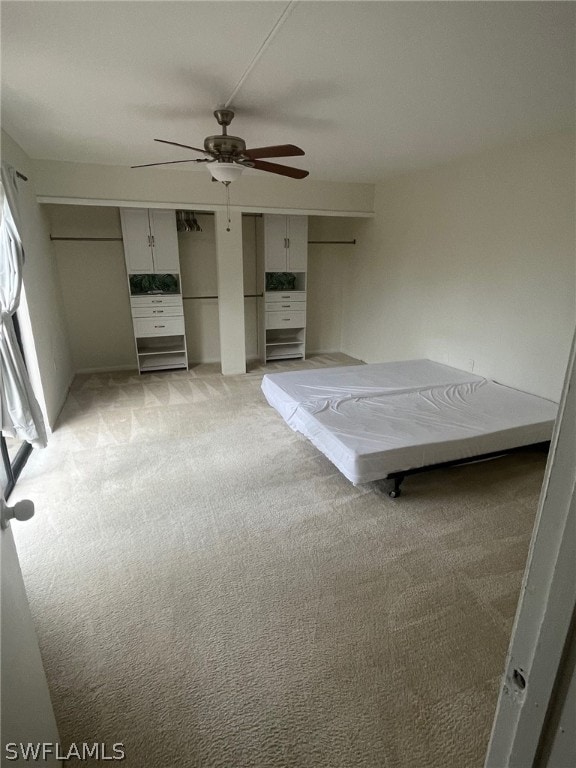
xmin=1 ymin=314 xmax=33 ymax=499
xmin=0 ymin=436 xmax=32 ymax=500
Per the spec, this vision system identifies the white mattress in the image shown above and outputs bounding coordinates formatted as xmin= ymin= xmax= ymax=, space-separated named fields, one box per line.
xmin=261 ymin=359 xmax=484 ymax=422
xmin=261 ymin=361 xmax=558 ymax=485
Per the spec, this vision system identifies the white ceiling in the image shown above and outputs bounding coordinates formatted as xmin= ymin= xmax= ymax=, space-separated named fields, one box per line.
xmin=1 ymin=1 xmax=574 ymax=183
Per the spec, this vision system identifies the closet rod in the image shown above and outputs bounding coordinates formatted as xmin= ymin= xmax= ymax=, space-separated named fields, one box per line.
xmin=308 ymin=239 xmax=356 ymax=245
xmin=49 ymin=236 xmax=356 ymax=245
xmin=183 ymin=294 xmax=263 ymax=300
xmin=50 ymin=236 xmax=123 ymax=241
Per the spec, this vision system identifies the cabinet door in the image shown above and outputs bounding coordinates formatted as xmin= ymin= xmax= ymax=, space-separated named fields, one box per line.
xmin=149 ymin=209 xmax=180 ymax=272
xmin=287 ymin=216 xmax=308 ymax=271
xmin=264 ymin=215 xmax=288 ymax=271
xmin=120 ymin=208 xmax=154 ymax=273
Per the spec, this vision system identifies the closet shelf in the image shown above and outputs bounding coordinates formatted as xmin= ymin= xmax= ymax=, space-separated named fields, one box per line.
xmin=139 ymin=354 xmax=188 ymax=371
xmin=137 ymin=345 xmax=186 ymax=356
xmin=265 ymin=338 xmax=303 ymax=346
xmin=266 ymin=352 xmax=304 ymax=361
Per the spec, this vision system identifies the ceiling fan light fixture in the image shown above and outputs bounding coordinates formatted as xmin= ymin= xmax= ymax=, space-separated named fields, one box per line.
xmin=208 ymin=162 xmax=243 ymax=184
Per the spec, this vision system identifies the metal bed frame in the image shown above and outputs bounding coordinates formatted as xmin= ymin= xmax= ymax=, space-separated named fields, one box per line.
xmin=383 ymin=441 xmax=550 ymax=498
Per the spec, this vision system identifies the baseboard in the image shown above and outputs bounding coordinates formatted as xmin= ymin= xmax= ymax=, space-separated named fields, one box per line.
xmin=306 ymin=349 xmax=341 ymax=356
xmin=187 ymin=357 xmax=221 ymax=366
xmin=75 ymin=357 xmax=262 ymax=374
xmin=75 ymin=364 xmax=138 ymax=374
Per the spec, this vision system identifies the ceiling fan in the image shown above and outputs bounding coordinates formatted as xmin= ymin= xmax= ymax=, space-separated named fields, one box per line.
xmin=132 ymin=109 xmax=309 ymax=184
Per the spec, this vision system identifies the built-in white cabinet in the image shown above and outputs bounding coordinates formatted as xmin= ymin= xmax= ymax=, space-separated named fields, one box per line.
xmin=264 ymin=291 xmax=307 ymax=361
xmin=262 ymin=215 xmax=308 ymax=362
xmin=121 ymin=209 xmax=188 ymax=373
xmin=130 ymin=295 xmax=188 ymax=373
xmin=264 ymin=215 xmax=308 ymax=272
xmin=120 ymin=208 xmax=180 ymax=273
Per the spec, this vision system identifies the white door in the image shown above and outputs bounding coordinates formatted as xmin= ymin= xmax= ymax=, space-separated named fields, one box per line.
xmin=1 ymin=495 xmax=59 ymax=763
xmin=286 ymin=216 xmax=308 ymax=272
xmin=120 ymin=208 xmax=153 ymax=273
xmin=264 ymin=215 xmax=288 ymax=271
xmin=148 ymin=209 xmax=180 ymax=273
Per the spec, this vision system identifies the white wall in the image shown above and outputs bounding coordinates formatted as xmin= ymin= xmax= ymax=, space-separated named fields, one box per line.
xmin=47 ymin=205 xmax=135 ymax=372
xmin=306 ymin=217 xmax=357 ymax=354
xmin=178 ymin=214 xmax=220 ymax=365
xmin=1 ymin=131 xmax=73 ymax=428
xmin=342 ymin=132 xmax=575 ymax=401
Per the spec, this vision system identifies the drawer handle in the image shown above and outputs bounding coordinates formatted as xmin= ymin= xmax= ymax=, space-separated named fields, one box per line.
xmin=153 ymin=310 xmax=164 ymax=314
xmin=151 ymin=300 xmax=162 ymax=304
xmin=154 ymin=324 xmax=166 ymax=329
xmin=282 ymin=318 xmax=290 ymax=321
xmin=281 ymin=295 xmax=290 ymax=298
xmin=281 ymin=305 xmax=290 ymax=308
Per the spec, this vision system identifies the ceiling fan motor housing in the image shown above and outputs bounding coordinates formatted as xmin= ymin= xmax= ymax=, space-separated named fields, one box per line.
xmin=204 ymin=134 xmax=247 ymax=161
xmin=207 ymin=109 xmax=254 ymax=163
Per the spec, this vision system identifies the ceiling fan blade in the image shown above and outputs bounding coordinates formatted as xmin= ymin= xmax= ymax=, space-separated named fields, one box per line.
xmin=131 ymin=158 xmax=210 ymax=168
xmin=244 ymin=144 xmax=305 ymax=160
xmin=154 ymin=139 xmax=212 ymax=155
xmin=250 ymin=160 xmax=309 ymax=179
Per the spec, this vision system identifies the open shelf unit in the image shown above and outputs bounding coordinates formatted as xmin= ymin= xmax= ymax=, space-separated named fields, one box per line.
xmin=136 ymin=335 xmax=187 ymax=372
xmin=264 ymin=328 xmax=306 ymax=361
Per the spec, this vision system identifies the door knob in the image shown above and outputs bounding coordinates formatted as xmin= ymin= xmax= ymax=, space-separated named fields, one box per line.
xmin=0 ymin=498 xmax=35 ymax=529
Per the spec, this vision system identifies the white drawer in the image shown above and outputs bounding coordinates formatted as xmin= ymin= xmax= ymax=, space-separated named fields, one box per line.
xmin=132 ymin=306 xmax=183 ymax=318
xmin=133 ymin=316 xmax=185 ymax=337
xmin=266 ymin=310 xmax=306 ymax=329
xmin=131 ymin=295 xmax=182 ymax=308
xmin=265 ymin=300 xmax=306 ymax=311
xmin=265 ymin=291 xmax=306 ymax=303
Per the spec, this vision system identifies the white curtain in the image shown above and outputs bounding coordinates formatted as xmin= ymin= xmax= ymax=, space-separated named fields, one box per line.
xmin=0 ymin=164 xmax=47 ymax=448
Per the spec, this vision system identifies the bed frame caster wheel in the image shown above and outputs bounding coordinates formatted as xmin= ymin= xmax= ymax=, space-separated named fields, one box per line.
xmin=385 ymin=476 xmax=404 ymax=498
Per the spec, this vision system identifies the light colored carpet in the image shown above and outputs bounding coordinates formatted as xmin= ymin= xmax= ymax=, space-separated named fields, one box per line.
xmin=11 ymin=353 xmax=546 ymax=768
